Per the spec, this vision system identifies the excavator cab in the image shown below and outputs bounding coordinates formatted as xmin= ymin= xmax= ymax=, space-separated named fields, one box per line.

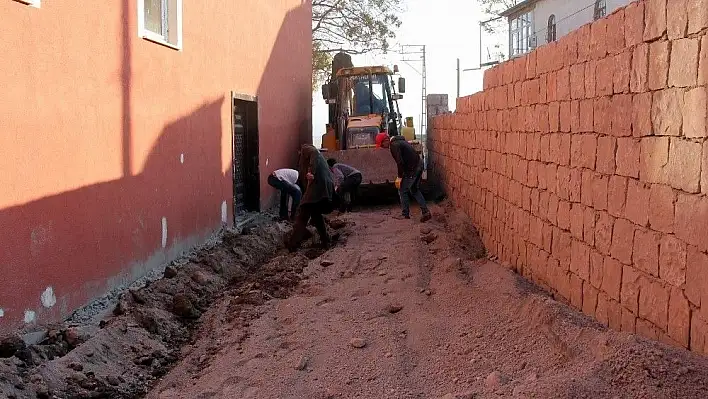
xmin=320 ymin=53 xmax=422 ymax=189
xmin=322 ymin=66 xmax=406 ymax=149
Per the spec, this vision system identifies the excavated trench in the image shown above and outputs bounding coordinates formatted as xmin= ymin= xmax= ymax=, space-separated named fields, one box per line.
xmin=0 ymin=216 xmax=351 ymax=399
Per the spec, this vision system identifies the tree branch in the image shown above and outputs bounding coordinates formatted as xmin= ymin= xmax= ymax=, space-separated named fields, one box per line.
xmin=310 ymin=0 xmax=403 ymax=88
xmin=312 ymin=0 xmax=345 ymax=34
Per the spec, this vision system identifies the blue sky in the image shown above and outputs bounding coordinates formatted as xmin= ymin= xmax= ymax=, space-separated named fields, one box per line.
xmin=312 ymin=0 xmax=497 ymax=146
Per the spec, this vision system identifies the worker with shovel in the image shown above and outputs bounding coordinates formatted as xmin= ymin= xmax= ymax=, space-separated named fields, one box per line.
xmin=381 ymin=135 xmax=431 ymax=222
xmin=287 ymin=144 xmax=335 ymax=252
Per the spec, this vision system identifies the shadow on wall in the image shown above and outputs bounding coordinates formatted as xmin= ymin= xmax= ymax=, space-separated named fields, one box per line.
xmin=0 ymin=98 xmax=225 ymax=331
xmin=244 ymin=0 xmax=313 ymax=209
xmin=0 ymin=0 xmax=313 ymax=332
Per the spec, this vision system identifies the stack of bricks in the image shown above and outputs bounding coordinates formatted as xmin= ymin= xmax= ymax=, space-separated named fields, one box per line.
xmin=428 ymin=0 xmax=708 ymax=353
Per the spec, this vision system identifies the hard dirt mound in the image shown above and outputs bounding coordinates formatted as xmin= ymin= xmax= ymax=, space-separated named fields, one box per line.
xmin=148 ymin=204 xmax=708 ymax=399
xmin=0 ymin=216 xmax=351 ymax=399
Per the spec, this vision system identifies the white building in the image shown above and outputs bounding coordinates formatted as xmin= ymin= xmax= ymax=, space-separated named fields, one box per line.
xmin=500 ymin=0 xmax=632 ymax=58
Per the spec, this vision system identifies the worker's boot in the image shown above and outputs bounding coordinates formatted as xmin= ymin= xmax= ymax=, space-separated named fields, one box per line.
xmin=338 ymin=192 xmax=350 ymax=213
xmin=315 ymin=230 xmax=331 ymax=249
xmin=285 ymin=232 xmax=299 ymax=253
xmin=303 ymin=229 xmax=313 ymax=241
xmin=420 ymin=212 xmax=432 ymax=223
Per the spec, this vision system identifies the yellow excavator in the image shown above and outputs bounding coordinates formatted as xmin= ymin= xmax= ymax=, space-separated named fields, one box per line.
xmin=320 ymin=52 xmax=423 ymax=195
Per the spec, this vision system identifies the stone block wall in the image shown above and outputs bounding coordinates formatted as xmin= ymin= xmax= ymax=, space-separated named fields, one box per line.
xmin=428 ymin=0 xmax=708 ymax=353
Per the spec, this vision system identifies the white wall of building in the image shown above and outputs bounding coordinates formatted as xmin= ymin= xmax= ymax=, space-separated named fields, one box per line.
xmin=526 ymin=0 xmax=632 ymax=47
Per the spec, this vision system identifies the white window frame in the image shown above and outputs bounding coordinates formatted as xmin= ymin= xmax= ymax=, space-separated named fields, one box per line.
xmin=509 ymin=11 xmax=533 ymax=58
xmin=14 ymin=0 xmax=41 ymax=7
xmin=137 ymin=0 xmax=183 ymax=51
xmin=594 ymin=0 xmax=607 ymax=20
xmin=547 ymin=14 xmax=557 ymax=43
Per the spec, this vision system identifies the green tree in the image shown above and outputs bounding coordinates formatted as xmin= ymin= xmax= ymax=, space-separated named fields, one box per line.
xmin=312 ymin=41 xmax=333 ymax=92
xmin=312 ymin=0 xmax=403 ymax=90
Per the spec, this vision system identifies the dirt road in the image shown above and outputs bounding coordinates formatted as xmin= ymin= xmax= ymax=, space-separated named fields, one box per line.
xmin=147 ymin=204 xmax=708 ymax=399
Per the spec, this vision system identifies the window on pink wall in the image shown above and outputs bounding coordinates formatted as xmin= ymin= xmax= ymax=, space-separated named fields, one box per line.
xmin=137 ymin=0 xmax=183 ymax=50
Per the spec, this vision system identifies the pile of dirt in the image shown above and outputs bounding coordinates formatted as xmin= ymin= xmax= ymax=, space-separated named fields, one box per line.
xmin=0 ymin=216 xmax=350 ymax=399
xmin=430 ymin=204 xmax=708 ymax=398
xmin=435 ymin=201 xmax=486 ymax=261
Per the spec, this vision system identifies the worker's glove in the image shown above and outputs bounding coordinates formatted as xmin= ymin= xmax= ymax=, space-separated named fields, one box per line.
xmin=394 ymin=177 xmax=402 ymax=189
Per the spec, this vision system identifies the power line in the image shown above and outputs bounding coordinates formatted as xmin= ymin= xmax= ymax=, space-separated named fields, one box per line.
xmin=531 ymin=1 xmax=598 ymax=39
xmin=497 ymin=0 xmax=601 ymax=58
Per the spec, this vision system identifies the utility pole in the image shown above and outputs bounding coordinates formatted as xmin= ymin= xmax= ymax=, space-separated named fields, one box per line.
xmin=479 ymin=17 xmax=505 ymax=68
xmin=456 ymin=58 xmax=460 ymax=99
xmin=456 ymin=18 xmax=503 ymax=99
xmin=400 ymin=44 xmax=427 ymax=136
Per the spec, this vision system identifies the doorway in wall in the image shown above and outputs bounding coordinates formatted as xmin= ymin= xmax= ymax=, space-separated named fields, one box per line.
xmin=231 ymin=93 xmax=260 ymax=223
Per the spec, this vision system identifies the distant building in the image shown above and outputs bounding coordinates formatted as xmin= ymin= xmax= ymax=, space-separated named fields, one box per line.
xmin=500 ymin=0 xmax=632 ymax=58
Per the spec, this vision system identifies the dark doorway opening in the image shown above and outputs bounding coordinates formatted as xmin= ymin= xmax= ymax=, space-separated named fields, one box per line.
xmin=232 ymin=93 xmax=260 ymax=222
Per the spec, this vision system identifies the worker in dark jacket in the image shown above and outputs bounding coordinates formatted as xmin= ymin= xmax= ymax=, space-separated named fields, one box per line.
xmin=381 ymin=135 xmax=431 ymax=222
xmin=327 ymin=158 xmax=363 ymax=212
xmin=287 ymin=144 xmax=335 ymax=251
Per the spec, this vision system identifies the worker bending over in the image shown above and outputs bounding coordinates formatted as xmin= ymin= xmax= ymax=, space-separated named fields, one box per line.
xmin=267 ymin=168 xmax=301 ymax=221
xmin=327 ymin=158 xmax=363 ymax=212
xmin=287 ymin=144 xmax=335 ymax=251
xmin=381 ymin=135 xmax=431 ymax=222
